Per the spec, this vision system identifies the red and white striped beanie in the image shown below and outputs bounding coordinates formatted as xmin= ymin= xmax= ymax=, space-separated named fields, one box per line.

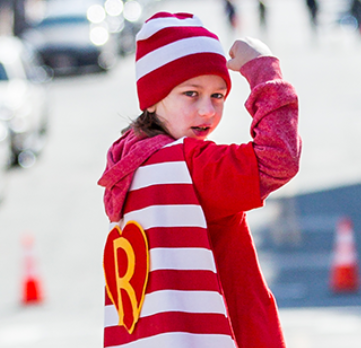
xmin=135 ymin=12 xmax=231 ymax=111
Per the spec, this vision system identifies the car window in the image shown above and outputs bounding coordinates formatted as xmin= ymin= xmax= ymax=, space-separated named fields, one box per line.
xmin=36 ymin=15 xmax=89 ymax=27
xmin=0 ymin=63 xmax=8 ymax=81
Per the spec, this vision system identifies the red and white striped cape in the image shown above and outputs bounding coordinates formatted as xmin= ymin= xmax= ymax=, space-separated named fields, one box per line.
xmin=103 ymin=138 xmax=238 ymax=348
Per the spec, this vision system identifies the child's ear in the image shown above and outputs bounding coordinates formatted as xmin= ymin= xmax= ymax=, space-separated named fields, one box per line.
xmin=147 ymin=105 xmax=156 ymax=113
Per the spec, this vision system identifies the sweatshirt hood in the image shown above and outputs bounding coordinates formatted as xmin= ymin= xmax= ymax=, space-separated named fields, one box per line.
xmin=98 ymin=129 xmax=174 ymax=222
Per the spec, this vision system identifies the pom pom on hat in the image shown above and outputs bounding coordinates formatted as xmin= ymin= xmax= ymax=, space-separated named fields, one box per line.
xmin=135 ymin=12 xmax=231 ymax=111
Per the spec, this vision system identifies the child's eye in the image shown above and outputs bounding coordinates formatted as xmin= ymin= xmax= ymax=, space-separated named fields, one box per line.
xmin=212 ymin=93 xmax=225 ymax=99
xmin=184 ymin=91 xmax=197 ymax=97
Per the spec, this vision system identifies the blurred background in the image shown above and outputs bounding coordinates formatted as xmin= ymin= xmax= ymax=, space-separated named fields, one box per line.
xmin=0 ymin=0 xmax=360 ymax=347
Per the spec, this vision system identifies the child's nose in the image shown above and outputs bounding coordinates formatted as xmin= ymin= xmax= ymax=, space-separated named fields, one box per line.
xmin=198 ymin=98 xmax=215 ymax=117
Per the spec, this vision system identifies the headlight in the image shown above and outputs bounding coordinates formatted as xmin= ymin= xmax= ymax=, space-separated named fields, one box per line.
xmin=105 ymin=0 xmax=124 ymax=17
xmin=0 ymin=106 xmax=13 ymax=121
xmin=123 ymin=1 xmax=142 ymax=22
xmin=9 ymin=117 xmax=28 ymax=134
xmin=0 ymin=122 xmax=8 ymax=142
xmin=90 ymin=26 xmax=109 ymax=46
xmin=339 ymin=15 xmax=359 ymax=32
xmin=107 ymin=15 xmax=124 ymax=33
xmin=87 ymin=4 xmax=106 ymax=24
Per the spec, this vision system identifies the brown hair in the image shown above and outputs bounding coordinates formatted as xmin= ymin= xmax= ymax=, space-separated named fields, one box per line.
xmin=122 ymin=110 xmax=172 ymax=138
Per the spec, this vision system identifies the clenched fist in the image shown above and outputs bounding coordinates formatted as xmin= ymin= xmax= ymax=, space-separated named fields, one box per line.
xmin=226 ymin=37 xmax=273 ymax=71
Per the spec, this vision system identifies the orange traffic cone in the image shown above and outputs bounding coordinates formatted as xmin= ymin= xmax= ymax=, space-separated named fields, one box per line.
xmin=330 ymin=217 xmax=359 ymax=293
xmin=21 ymin=235 xmax=43 ymax=305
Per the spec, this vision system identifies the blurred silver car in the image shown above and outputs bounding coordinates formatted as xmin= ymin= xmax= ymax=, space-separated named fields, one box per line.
xmin=22 ymin=0 xmax=118 ymax=74
xmin=0 ymin=120 xmax=10 ymax=202
xmin=0 ymin=36 xmax=51 ymax=167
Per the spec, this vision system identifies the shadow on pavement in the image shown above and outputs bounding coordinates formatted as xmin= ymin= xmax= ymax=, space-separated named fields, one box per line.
xmin=256 ymin=183 xmax=361 ymax=308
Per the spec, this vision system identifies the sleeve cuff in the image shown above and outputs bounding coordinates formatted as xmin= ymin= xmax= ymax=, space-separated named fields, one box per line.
xmin=240 ymin=56 xmax=283 ymax=89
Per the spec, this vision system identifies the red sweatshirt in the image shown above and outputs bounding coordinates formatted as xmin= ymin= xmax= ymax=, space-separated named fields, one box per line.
xmin=98 ymin=56 xmax=301 ymax=347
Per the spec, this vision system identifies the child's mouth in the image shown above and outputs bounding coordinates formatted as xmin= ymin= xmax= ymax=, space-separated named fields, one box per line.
xmin=192 ymin=126 xmax=210 ymax=132
xmin=191 ymin=126 xmax=211 ymax=137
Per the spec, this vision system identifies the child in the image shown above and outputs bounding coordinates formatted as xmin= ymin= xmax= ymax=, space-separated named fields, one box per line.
xmin=98 ymin=11 xmax=301 ymax=348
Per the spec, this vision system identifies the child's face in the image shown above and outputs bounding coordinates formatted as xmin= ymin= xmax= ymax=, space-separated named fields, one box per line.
xmin=148 ymin=75 xmax=228 ymax=140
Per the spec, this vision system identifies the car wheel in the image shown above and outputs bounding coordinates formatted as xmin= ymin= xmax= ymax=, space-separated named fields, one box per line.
xmin=32 ymin=117 xmax=48 ymax=155
xmin=10 ymin=116 xmax=48 ymax=168
xmin=17 ymin=149 xmax=37 ymax=168
xmin=98 ymin=51 xmax=116 ymax=71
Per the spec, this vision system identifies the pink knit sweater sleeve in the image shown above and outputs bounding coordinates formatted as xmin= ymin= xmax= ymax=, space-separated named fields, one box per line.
xmin=240 ymin=56 xmax=301 ymax=200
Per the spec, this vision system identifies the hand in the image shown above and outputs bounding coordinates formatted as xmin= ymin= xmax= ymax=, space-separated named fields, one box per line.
xmin=226 ymin=37 xmax=272 ymax=71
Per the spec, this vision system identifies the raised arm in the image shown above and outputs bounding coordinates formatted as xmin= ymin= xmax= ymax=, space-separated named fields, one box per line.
xmin=228 ymin=38 xmax=301 ymax=199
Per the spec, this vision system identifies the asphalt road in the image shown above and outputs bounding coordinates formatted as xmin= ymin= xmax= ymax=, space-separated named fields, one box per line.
xmin=0 ymin=0 xmax=361 ymax=347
